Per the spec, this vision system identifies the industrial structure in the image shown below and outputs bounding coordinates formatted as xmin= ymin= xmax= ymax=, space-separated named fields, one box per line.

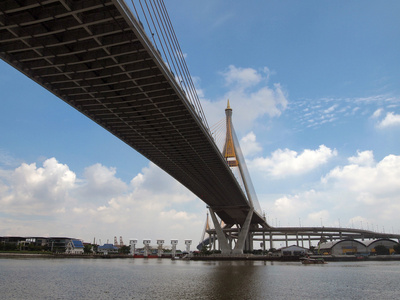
xmin=1 ymin=0 xmax=400 ymax=255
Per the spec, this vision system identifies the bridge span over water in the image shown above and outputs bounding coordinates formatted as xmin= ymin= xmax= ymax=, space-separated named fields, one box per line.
xmin=2 ymin=0 xmax=399 ymax=254
xmin=0 ymin=0 xmax=266 ymax=253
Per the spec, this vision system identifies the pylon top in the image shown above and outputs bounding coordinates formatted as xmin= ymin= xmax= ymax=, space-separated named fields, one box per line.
xmin=226 ymin=99 xmax=232 ymax=111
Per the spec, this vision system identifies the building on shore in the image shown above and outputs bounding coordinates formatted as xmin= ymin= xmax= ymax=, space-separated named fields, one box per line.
xmin=65 ymin=240 xmax=85 ymax=254
xmin=280 ymin=245 xmax=310 ymax=256
xmin=0 ymin=236 xmax=83 ymax=253
xmin=318 ymin=239 xmax=399 ymax=255
xmin=364 ymin=239 xmax=398 ymax=255
xmin=97 ymin=243 xmax=118 ymax=255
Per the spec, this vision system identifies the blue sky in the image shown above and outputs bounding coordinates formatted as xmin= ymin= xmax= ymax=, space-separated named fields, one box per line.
xmin=1 ymin=1 xmax=400 ymax=247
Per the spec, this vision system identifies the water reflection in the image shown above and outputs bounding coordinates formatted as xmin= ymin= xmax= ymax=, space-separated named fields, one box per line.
xmin=205 ymin=261 xmax=267 ymax=299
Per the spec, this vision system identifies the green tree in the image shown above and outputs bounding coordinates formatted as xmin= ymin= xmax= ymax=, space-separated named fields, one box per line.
xmin=0 ymin=243 xmax=18 ymax=251
xmin=84 ymin=244 xmax=93 ymax=254
xmin=118 ymin=245 xmax=131 ymax=254
xmin=374 ymin=245 xmax=390 ymax=255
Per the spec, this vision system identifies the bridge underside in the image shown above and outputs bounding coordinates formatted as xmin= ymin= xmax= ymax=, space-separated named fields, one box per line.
xmin=0 ymin=0 xmax=266 ymax=226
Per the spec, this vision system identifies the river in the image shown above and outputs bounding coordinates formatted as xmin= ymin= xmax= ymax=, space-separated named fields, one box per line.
xmin=0 ymin=257 xmax=398 ymax=299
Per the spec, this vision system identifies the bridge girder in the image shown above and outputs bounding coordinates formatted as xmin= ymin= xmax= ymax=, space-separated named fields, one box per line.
xmin=0 ymin=0 xmax=266 ymax=226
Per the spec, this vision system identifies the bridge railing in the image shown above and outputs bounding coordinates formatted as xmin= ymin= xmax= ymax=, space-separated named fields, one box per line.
xmin=125 ymin=0 xmax=209 ymax=130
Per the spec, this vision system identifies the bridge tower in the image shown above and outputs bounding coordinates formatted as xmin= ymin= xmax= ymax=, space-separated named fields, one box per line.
xmin=223 ymin=100 xmax=239 ymax=168
xmin=208 ymin=100 xmax=264 ymax=255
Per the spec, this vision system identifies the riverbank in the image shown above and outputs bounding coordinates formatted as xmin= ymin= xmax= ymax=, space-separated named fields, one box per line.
xmin=0 ymin=252 xmax=123 ymax=259
xmin=2 ymin=252 xmax=400 ymax=261
xmin=189 ymin=254 xmax=400 ymax=262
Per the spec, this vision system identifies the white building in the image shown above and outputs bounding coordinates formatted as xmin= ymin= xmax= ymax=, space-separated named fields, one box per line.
xmin=65 ymin=240 xmax=84 ymax=254
xmin=280 ymin=245 xmax=309 ymax=256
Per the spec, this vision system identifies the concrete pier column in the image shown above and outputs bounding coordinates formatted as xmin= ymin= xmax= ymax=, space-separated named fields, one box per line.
xmin=262 ymin=232 xmax=266 ymax=252
xmin=129 ymin=239 xmax=137 ymax=256
xmin=232 ymin=209 xmax=253 ymax=254
xmin=248 ymin=232 xmax=254 ymax=252
xmin=143 ymin=239 xmax=151 ymax=257
xmin=171 ymin=239 xmax=178 ymax=257
xmin=209 ymin=207 xmax=231 ymax=255
xmin=269 ymin=233 xmax=273 ymax=250
xmin=212 ymin=233 xmax=216 ymax=251
xmin=185 ymin=240 xmax=192 ymax=254
xmin=157 ymin=239 xmax=164 ymax=257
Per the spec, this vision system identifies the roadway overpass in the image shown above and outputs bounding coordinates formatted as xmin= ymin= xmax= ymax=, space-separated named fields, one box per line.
xmin=205 ymin=226 xmax=400 ymax=251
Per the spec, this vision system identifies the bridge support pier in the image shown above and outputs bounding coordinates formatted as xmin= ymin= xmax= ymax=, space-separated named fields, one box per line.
xmin=270 ymin=233 xmax=273 ymax=250
xmin=232 ymin=209 xmax=254 ymax=255
xmin=209 ymin=208 xmax=231 ymax=255
xmin=208 ymin=207 xmax=255 ymax=255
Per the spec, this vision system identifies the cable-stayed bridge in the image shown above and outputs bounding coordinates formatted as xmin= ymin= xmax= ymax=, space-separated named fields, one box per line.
xmin=0 ymin=0 xmax=266 ymax=253
xmin=1 ymin=0 xmax=399 ymax=254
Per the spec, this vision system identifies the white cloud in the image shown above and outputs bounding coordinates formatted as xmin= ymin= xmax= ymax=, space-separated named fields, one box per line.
xmin=0 ymin=149 xmax=20 ymax=167
xmin=192 ymin=75 xmax=205 ymax=98
xmin=79 ymin=163 xmax=127 ymax=202
xmin=307 ymin=210 xmax=330 ymax=225
xmin=371 ymin=108 xmax=383 ymax=118
xmin=261 ymin=152 xmax=400 ymax=231
xmin=0 ymin=159 xmax=205 ymax=244
xmin=249 ymin=145 xmax=337 ymax=178
xmin=221 ymin=65 xmax=263 ymax=89
xmin=240 ymin=131 xmax=262 ymax=157
xmin=201 ymin=65 xmax=288 ymax=131
xmin=377 ymin=112 xmax=400 ymax=128
xmin=290 ymin=95 xmax=400 ymax=130
xmin=323 ymin=153 xmax=400 ymax=199
xmin=348 ymin=150 xmax=374 ymax=167
xmin=0 ymin=158 xmax=75 ymax=215
xmin=324 ymin=104 xmax=338 ymax=114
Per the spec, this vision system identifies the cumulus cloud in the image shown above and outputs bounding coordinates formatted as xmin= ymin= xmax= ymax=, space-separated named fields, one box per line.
xmin=262 ymin=151 xmax=400 ymax=231
xmin=240 ymin=132 xmax=262 ymax=157
xmin=348 ymin=150 xmax=374 ymax=167
xmin=249 ymin=145 xmax=337 ymax=178
xmin=0 ymin=158 xmax=75 ymax=215
xmin=307 ymin=210 xmax=330 ymax=225
xmin=79 ymin=163 xmax=128 ymax=202
xmin=221 ymin=65 xmax=263 ymax=89
xmin=377 ymin=112 xmax=400 ymax=128
xmin=201 ymin=65 xmax=288 ymax=131
xmin=262 ymin=190 xmax=330 ymax=227
xmin=0 ymin=158 xmax=205 ymax=243
xmin=323 ymin=153 xmax=400 ymax=199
